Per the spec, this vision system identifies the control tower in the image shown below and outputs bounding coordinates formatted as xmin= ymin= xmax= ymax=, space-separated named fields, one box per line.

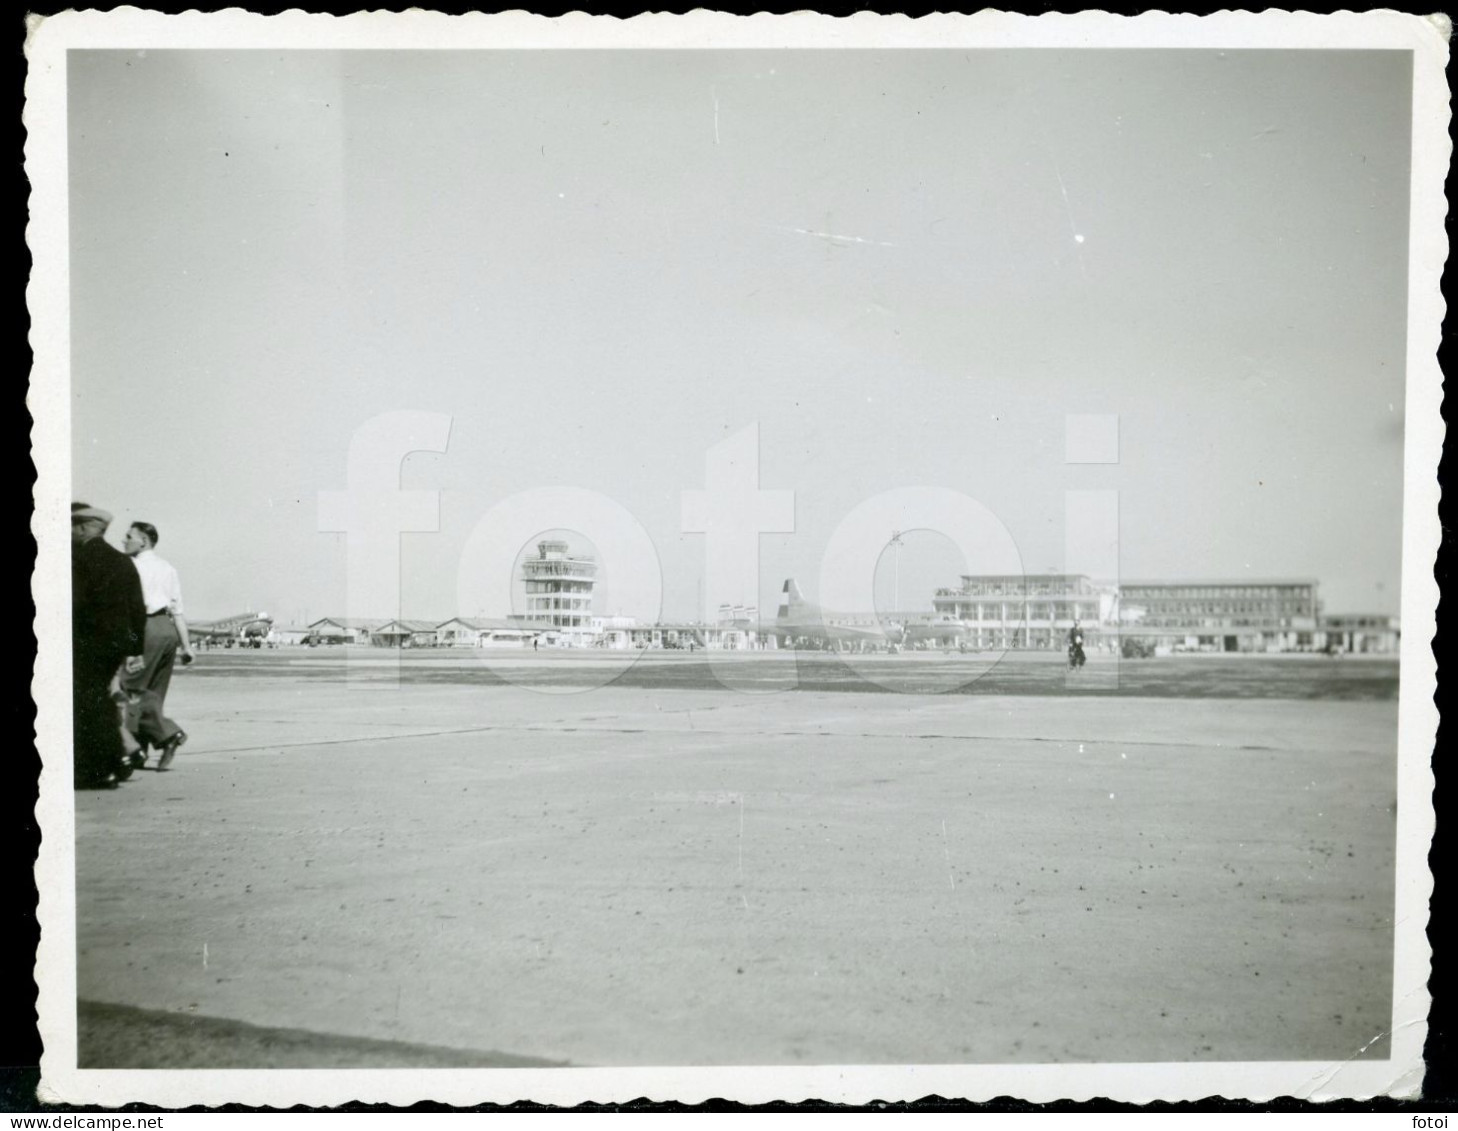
xmin=520 ymin=539 xmax=598 ymax=641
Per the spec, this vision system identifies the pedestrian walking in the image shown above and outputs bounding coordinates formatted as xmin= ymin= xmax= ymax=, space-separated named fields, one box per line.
xmin=122 ymin=521 xmax=194 ymax=771
xmin=71 ymin=504 xmax=146 ymax=788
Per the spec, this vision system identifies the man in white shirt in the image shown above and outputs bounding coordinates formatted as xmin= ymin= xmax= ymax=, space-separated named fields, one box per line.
xmin=122 ymin=522 xmax=195 ymax=770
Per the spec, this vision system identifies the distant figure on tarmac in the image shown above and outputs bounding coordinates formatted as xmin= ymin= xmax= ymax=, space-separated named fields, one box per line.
xmin=1067 ymin=621 xmax=1087 ymax=670
xmin=71 ymin=504 xmax=146 ymax=789
xmin=122 ymin=521 xmax=194 ymax=771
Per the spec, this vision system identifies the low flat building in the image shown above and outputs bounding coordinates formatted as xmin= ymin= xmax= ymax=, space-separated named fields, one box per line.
xmin=622 ymin=623 xmax=775 ymax=650
xmin=267 ymin=625 xmax=313 ymax=646
xmin=626 ymin=623 xmax=710 ymax=650
xmin=1319 ymin=613 xmax=1400 ymax=654
xmin=437 ymin=617 xmax=547 ymax=648
xmin=306 ymin=617 xmax=387 ymax=645
xmin=591 ymin=615 xmax=639 ymax=650
xmin=372 ymin=619 xmax=441 ymax=648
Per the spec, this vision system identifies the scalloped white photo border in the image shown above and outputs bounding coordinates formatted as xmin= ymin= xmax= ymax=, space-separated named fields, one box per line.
xmin=25 ymin=7 xmax=1448 ymax=1107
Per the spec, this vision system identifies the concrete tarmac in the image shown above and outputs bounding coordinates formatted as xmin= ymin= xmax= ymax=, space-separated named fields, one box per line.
xmin=75 ymin=652 xmax=1398 ymax=1067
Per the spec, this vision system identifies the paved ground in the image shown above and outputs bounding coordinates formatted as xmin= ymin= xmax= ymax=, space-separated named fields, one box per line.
xmin=75 ymin=651 xmax=1398 ymax=1067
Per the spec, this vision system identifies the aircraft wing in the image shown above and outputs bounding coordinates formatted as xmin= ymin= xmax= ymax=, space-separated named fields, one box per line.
xmin=774 ymin=617 xmax=898 ymax=644
xmin=187 ymin=620 xmax=239 ymax=642
xmin=902 ymin=620 xmax=970 ymax=643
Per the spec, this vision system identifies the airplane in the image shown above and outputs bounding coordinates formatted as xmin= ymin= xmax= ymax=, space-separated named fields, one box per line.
xmin=771 ymin=579 xmax=905 ymax=650
xmin=772 ymin=579 xmax=973 ymax=651
xmin=186 ymin=612 xmax=273 ymax=646
xmin=901 ymin=615 xmax=976 ymax=648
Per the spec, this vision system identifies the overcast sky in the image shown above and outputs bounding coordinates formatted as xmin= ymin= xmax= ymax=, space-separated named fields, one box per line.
xmin=68 ymin=48 xmax=1412 ymax=624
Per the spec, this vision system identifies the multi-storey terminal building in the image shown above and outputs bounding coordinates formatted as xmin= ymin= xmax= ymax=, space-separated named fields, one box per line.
xmin=931 ymin=574 xmax=1108 ymax=651
xmin=1118 ymin=579 xmax=1320 ymax=653
xmin=518 ymin=539 xmax=598 ymax=645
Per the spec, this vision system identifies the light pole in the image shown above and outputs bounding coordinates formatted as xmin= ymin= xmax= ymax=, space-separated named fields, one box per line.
xmin=889 ymin=530 xmax=904 ymax=615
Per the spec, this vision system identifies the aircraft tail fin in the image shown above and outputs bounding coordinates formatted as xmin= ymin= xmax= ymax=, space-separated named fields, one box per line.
xmin=777 ymin=579 xmax=808 ymax=622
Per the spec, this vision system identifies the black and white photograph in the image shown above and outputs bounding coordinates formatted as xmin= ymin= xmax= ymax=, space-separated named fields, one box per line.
xmin=27 ymin=8 xmax=1445 ymax=1107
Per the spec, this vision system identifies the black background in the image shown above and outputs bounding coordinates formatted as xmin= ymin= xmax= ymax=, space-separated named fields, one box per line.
xmin=10 ymin=0 xmax=1453 ymax=1112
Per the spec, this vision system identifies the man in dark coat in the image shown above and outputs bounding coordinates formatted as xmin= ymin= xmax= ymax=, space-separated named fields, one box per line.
xmin=71 ymin=504 xmax=146 ymax=788
xmin=1067 ymin=620 xmax=1086 ymax=670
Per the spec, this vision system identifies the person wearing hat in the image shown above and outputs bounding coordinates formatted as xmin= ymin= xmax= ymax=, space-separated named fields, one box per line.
xmin=120 ymin=520 xmax=193 ymax=770
xmin=71 ymin=503 xmax=147 ymax=788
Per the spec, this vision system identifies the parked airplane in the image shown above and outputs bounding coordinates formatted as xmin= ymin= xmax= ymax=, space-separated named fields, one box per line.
xmin=773 ymin=579 xmax=972 ymax=650
xmin=187 ymin=612 xmax=273 ymax=645
xmin=773 ymin=579 xmax=904 ymax=649
xmin=901 ymin=615 xmax=975 ymax=648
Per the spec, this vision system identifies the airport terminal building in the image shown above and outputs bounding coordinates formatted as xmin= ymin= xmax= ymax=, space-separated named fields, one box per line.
xmin=1118 ymin=579 xmax=1321 ymax=653
xmin=926 ymin=575 xmax=1386 ymax=655
xmin=931 ymin=574 xmax=1109 ymax=652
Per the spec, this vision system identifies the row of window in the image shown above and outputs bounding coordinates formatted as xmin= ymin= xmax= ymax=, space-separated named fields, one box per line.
xmin=524 ymin=580 xmax=595 ymax=594
xmin=1136 ymin=620 xmax=1307 ymax=631
xmin=948 ymin=585 xmax=1096 ymax=598
xmin=521 ymin=561 xmax=599 ymax=578
xmin=932 ymin=604 xmax=1100 ymax=621
xmin=1137 ymin=617 xmax=1295 ymax=629
xmin=1124 ymin=586 xmax=1313 ymax=600
xmin=1135 ymin=603 xmax=1313 ymax=616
